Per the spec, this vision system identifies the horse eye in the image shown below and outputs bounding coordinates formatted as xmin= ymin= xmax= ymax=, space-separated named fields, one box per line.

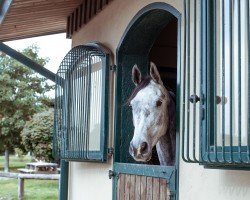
xmin=156 ymin=100 xmax=162 ymax=107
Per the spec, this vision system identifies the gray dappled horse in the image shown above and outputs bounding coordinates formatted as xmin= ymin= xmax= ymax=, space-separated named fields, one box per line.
xmin=128 ymin=62 xmax=176 ymax=166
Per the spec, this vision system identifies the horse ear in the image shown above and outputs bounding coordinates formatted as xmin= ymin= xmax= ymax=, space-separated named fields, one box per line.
xmin=150 ymin=62 xmax=162 ymax=84
xmin=132 ymin=64 xmax=142 ymax=86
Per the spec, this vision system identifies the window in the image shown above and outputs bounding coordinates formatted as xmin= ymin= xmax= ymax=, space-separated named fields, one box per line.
xmin=53 ymin=43 xmax=110 ymax=162
xmin=182 ymin=0 xmax=250 ymax=167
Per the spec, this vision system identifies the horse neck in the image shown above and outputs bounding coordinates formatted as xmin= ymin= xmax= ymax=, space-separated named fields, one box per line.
xmin=156 ymin=95 xmax=176 ymax=166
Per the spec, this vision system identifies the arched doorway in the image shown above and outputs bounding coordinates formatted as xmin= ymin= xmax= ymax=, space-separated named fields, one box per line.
xmin=113 ymin=3 xmax=181 ymax=199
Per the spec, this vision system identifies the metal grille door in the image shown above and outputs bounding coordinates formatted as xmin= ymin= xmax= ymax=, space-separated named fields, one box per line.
xmin=53 ymin=43 xmax=110 ymax=162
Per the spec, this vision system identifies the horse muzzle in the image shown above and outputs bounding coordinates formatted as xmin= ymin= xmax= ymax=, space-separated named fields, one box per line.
xmin=129 ymin=141 xmax=152 ymax=162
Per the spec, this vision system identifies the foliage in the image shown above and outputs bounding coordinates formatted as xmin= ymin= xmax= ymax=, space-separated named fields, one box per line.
xmin=21 ymin=108 xmax=54 ymax=161
xmin=0 ymin=44 xmax=54 ymax=152
xmin=14 ymin=148 xmax=25 ymax=160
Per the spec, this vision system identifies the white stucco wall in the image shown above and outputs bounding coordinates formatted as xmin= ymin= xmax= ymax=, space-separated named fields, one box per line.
xmin=68 ymin=0 xmax=250 ymax=200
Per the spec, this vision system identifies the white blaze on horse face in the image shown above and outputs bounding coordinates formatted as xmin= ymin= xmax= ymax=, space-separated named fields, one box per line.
xmin=130 ymin=80 xmax=168 ymax=161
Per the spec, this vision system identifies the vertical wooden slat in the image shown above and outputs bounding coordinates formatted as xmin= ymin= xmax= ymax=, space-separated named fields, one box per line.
xmin=85 ymin=0 xmax=91 ymax=23
xmin=118 ymin=174 xmax=125 ymax=200
xmin=70 ymin=12 xmax=74 ymax=36
xmin=135 ymin=175 xmax=141 ymax=199
xmin=140 ymin=176 xmax=147 ymax=200
xmin=130 ymin=175 xmax=136 ymax=200
xmin=82 ymin=0 xmax=86 ymax=25
xmin=159 ymin=178 xmax=167 ymax=200
xmin=74 ymin=8 xmax=78 ymax=32
xmin=78 ymin=4 xmax=82 ymax=29
xmin=66 ymin=15 xmax=71 ymax=38
xmin=125 ymin=174 xmax=130 ymax=200
xmin=96 ymin=0 xmax=102 ymax=12
xmin=90 ymin=0 xmax=97 ymax=17
xmin=146 ymin=177 xmax=153 ymax=200
xmin=153 ymin=177 xmax=160 ymax=200
xmin=102 ymin=0 xmax=107 ymax=8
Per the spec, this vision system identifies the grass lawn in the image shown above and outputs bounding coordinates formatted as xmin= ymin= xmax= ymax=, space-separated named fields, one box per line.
xmin=0 ymin=155 xmax=59 ymax=200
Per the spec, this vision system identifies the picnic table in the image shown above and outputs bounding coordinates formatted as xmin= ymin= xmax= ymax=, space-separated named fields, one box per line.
xmin=18 ymin=162 xmax=58 ymax=174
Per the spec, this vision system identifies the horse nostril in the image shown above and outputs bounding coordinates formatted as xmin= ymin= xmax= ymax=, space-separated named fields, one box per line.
xmin=140 ymin=142 xmax=148 ymax=154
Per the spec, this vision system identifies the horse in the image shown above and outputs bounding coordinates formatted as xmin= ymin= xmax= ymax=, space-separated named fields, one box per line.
xmin=128 ymin=62 xmax=176 ymax=166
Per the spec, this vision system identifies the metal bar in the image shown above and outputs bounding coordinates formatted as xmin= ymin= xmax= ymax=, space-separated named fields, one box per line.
xmin=229 ymin=0 xmax=233 ymax=163
xmin=247 ymin=0 xmax=250 ymax=160
xmin=181 ymin=0 xmax=188 ymax=162
xmin=221 ymin=0 xmax=226 ymax=162
xmin=192 ymin=0 xmax=199 ymax=162
xmin=212 ymin=0 xmax=218 ymax=163
xmin=237 ymin=0 xmax=242 ymax=163
xmin=185 ymin=0 xmax=192 ymax=162
xmin=0 ymin=42 xmax=57 ymax=83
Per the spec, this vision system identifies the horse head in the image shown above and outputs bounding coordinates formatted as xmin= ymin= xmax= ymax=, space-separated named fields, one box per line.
xmin=128 ymin=62 xmax=173 ymax=163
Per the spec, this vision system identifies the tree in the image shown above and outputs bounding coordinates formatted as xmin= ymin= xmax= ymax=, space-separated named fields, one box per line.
xmin=21 ymin=108 xmax=54 ymax=162
xmin=0 ymin=44 xmax=53 ymax=172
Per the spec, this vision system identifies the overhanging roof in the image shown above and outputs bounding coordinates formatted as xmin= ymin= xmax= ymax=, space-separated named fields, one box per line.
xmin=0 ymin=0 xmax=83 ymax=41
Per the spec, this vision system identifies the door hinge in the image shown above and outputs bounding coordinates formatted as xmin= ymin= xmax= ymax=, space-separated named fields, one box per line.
xmin=108 ymin=147 xmax=114 ymax=156
xmin=169 ymin=191 xmax=176 ymax=200
xmin=108 ymin=170 xmax=115 ymax=179
xmin=110 ymin=65 xmax=117 ymax=71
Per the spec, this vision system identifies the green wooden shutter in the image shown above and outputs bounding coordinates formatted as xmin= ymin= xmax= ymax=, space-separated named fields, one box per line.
xmin=182 ymin=0 xmax=250 ymax=168
xmin=53 ymin=42 xmax=110 ymax=162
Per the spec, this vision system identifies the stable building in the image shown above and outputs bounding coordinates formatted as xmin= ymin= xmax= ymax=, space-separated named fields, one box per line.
xmin=1 ymin=0 xmax=250 ymax=200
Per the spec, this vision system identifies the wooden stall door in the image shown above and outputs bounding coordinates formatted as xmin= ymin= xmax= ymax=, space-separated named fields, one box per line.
xmin=117 ymin=174 xmax=170 ymax=200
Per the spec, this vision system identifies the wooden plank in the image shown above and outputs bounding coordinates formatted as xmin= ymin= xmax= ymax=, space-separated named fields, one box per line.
xmin=18 ymin=174 xmax=60 ymax=180
xmin=135 ymin=175 xmax=141 ymax=200
xmin=146 ymin=177 xmax=153 ymax=200
xmin=124 ymin=174 xmax=130 ymax=200
xmin=140 ymin=176 xmax=147 ymax=200
xmin=159 ymin=178 xmax=167 ymax=200
xmin=130 ymin=175 xmax=136 ymax=200
xmin=118 ymin=174 xmax=125 ymax=200
xmin=152 ymin=177 xmax=160 ymax=200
